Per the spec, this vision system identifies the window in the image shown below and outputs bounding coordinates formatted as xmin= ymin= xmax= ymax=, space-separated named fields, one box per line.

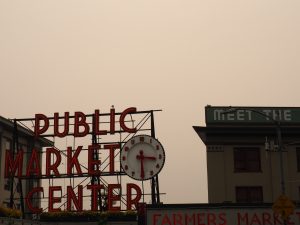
xmin=4 ymin=179 xmax=11 ymax=191
xmin=296 ymin=148 xmax=300 ymax=171
xmin=234 ymin=147 xmax=261 ymax=172
xmin=4 ymin=179 xmax=20 ymax=193
xmin=236 ymin=186 xmax=263 ymax=203
xmin=5 ymin=138 xmax=12 ymax=151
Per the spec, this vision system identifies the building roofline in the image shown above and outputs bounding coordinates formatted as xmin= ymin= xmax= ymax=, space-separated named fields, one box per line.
xmin=0 ymin=116 xmax=53 ymax=147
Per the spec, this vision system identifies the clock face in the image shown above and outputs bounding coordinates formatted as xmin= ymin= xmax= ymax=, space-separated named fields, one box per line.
xmin=120 ymin=135 xmax=165 ymax=181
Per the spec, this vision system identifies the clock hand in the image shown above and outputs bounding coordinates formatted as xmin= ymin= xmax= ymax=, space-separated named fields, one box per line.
xmin=141 ymin=156 xmax=145 ymax=179
xmin=144 ymin=156 xmax=156 ymax=160
xmin=136 ymin=150 xmax=156 ymax=179
xmin=136 ymin=150 xmax=145 ymax=179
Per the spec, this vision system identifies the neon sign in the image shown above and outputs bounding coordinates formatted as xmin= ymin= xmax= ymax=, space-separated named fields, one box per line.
xmin=5 ymin=107 xmax=161 ymax=214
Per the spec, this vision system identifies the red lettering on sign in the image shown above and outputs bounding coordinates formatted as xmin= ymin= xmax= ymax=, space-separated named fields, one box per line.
xmin=110 ymin=107 xmax=115 ymax=134
xmin=161 ymin=214 xmax=172 ymax=225
xmin=185 ymin=213 xmax=196 ymax=225
xmin=54 ymin=112 xmax=69 ymax=137
xmin=153 ymin=214 xmax=162 ymax=225
xmin=26 ymin=149 xmax=41 ymax=177
xmin=87 ymin=184 xmax=104 ymax=211
xmin=219 ymin=213 xmax=227 ymax=225
xmin=262 ymin=212 xmax=272 ymax=225
xmin=34 ymin=114 xmax=49 ymax=137
xmin=67 ymin=185 xmax=83 ymax=211
xmin=5 ymin=150 xmax=23 ymax=178
xmin=25 ymin=187 xmax=43 ymax=213
xmin=108 ymin=184 xmax=121 ymax=211
xmin=67 ymin=146 xmax=83 ymax=176
xmin=48 ymin=186 xmax=62 ymax=212
xmin=197 ymin=213 xmax=206 ymax=225
xmin=93 ymin=110 xmax=107 ymax=135
xmin=88 ymin=144 xmax=101 ymax=175
xmin=238 ymin=212 xmax=249 ymax=225
xmin=273 ymin=213 xmax=282 ymax=225
xmin=126 ymin=183 xmax=142 ymax=210
xmin=120 ymin=107 xmax=137 ymax=133
xmin=173 ymin=213 xmax=183 ymax=225
xmin=74 ymin=112 xmax=89 ymax=137
xmin=104 ymin=144 xmax=119 ymax=174
xmin=208 ymin=213 xmax=217 ymax=225
xmin=250 ymin=213 xmax=262 ymax=225
xmin=46 ymin=147 xmax=61 ymax=177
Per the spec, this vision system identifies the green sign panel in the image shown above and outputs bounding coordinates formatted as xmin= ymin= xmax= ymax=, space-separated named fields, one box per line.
xmin=205 ymin=106 xmax=300 ymax=124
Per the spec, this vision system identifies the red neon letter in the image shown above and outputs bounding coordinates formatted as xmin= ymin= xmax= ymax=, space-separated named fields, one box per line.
xmin=207 ymin=213 xmax=216 ymax=225
xmin=87 ymin=184 xmax=104 ymax=211
xmin=67 ymin=185 xmax=83 ymax=211
xmin=25 ymin=187 xmax=43 ymax=213
xmin=104 ymin=144 xmax=120 ymax=174
xmin=120 ymin=107 xmax=137 ymax=133
xmin=5 ymin=150 xmax=23 ymax=178
xmin=126 ymin=183 xmax=142 ymax=210
xmin=108 ymin=184 xmax=121 ymax=211
xmin=238 ymin=213 xmax=248 ymax=225
xmin=219 ymin=213 xmax=227 ymax=225
xmin=88 ymin=145 xmax=101 ymax=175
xmin=46 ymin=147 xmax=61 ymax=177
xmin=48 ymin=186 xmax=62 ymax=212
xmin=35 ymin=114 xmax=49 ymax=137
xmin=54 ymin=112 xmax=69 ymax=137
xmin=67 ymin=146 xmax=83 ymax=176
xmin=26 ymin=149 xmax=41 ymax=177
xmin=153 ymin=214 xmax=162 ymax=225
xmin=93 ymin=110 xmax=107 ymax=135
xmin=110 ymin=107 xmax=115 ymax=134
xmin=74 ymin=112 xmax=89 ymax=137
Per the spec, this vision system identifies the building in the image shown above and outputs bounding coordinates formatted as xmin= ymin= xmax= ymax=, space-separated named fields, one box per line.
xmin=0 ymin=116 xmax=52 ymax=215
xmin=193 ymin=106 xmax=300 ymax=204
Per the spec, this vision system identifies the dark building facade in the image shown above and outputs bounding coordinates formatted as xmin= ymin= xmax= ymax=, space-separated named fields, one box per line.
xmin=0 ymin=116 xmax=52 ymax=215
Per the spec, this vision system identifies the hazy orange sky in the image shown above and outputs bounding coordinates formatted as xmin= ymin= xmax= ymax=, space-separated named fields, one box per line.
xmin=1 ymin=0 xmax=300 ymax=205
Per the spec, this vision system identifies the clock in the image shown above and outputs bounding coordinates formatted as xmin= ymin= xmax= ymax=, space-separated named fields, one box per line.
xmin=120 ymin=135 xmax=165 ymax=181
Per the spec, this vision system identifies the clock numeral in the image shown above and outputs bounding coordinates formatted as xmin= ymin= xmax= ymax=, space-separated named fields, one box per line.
xmin=131 ymin=140 xmax=135 ymax=145
xmin=156 ymin=164 xmax=160 ymax=169
xmin=122 ymin=156 xmax=126 ymax=161
xmin=140 ymin=137 xmax=144 ymax=142
xmin=132 ymin=171 xmax=135 ymax=176
xmin=159 ymin=154 xmax=162 ymax=159
xmin=125 ymin=147 xmax=129 ymax=152
xmin=125 ymin=165 xmax=128 ymax=170
xmin=150 ymin=171 xmax=154 ymax=176
xmin=156 ymin=145 xmax=160 ymax=150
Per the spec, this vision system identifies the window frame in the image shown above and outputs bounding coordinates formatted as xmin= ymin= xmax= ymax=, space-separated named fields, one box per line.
xmin=236 ymin=186 xmax=263 ymax=203
xmin=234 ymin=147 xmax=261 ymax=173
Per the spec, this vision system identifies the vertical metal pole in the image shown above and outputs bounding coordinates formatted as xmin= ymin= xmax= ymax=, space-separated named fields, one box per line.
xmin=150 ymin=111 xmax=160 ymax=204
xmin=277 ymin=123 xmax=287 ymax=225
xmin=15 ymin=121 xmax=25 ymax=218
xmin=92 ymin=114 xmax=102 ymax=211
xmin=9 ymin=124 xmax=15 ymax=209
xmin=276 ymin=124 xmax=285 ymax=195
xmin=10 ymin=120 xmax=25 ymax=218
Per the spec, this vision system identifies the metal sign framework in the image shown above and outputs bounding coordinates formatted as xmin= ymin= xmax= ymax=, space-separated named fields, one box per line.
xmin=8 ymin=109 xmax=162 ymax=216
